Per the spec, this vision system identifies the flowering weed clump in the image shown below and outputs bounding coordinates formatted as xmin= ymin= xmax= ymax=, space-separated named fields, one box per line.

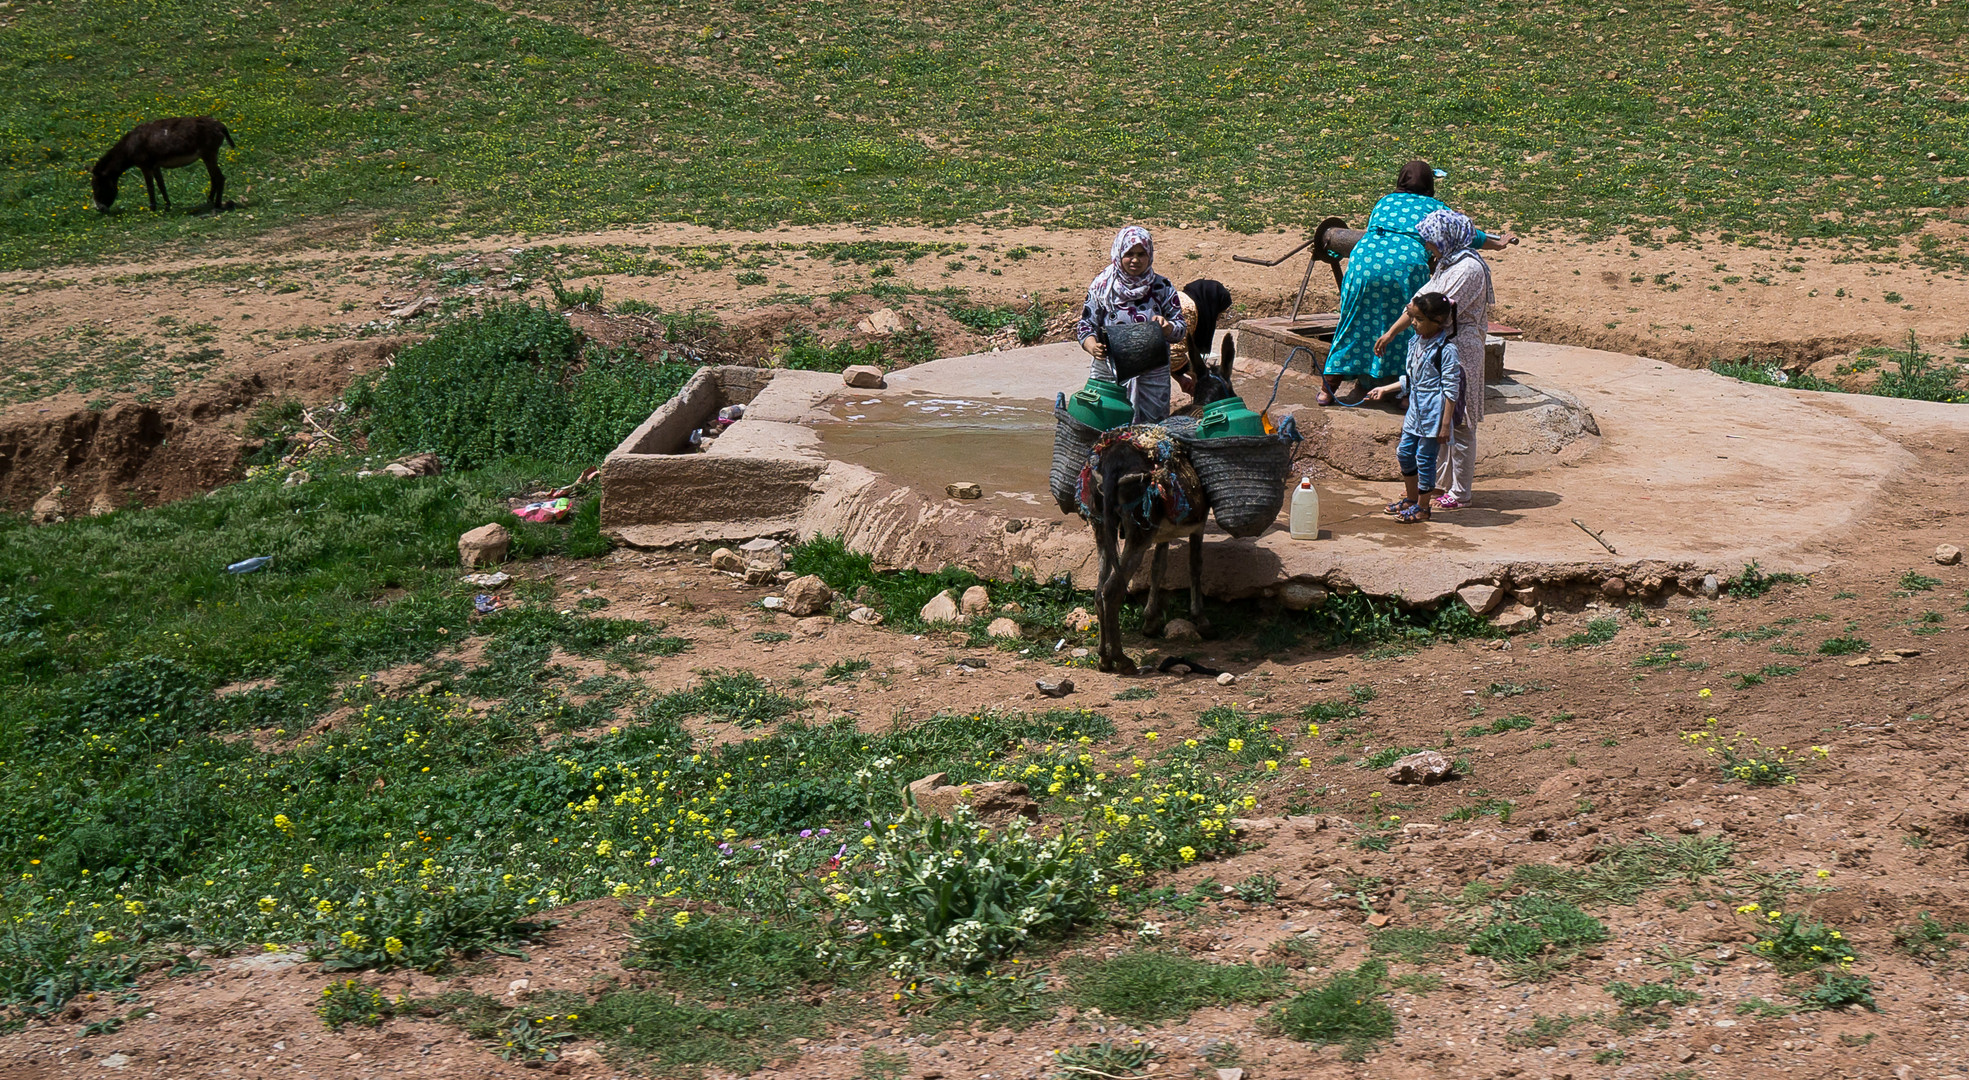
xmin=1736 ymin=906 xmax=1859 ymax=973
xmin=1681 ymin=719 xmax=1827 ymax=785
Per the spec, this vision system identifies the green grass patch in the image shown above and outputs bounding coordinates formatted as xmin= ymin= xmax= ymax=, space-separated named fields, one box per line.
xmin=1559 ymin=617 xmax=1620 ymax=649
xmin=6 ymin=0 xmax=1966 ymax=269
xmin=1064 ymin=951 xmax=1290 ymax=1023
xmin=1264 ymin=961 xmax=1395 ymax=1062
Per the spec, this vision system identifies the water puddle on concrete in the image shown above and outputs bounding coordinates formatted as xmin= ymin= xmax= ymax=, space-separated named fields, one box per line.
xmin=811 ymin=393 xmax=1060 ymax=513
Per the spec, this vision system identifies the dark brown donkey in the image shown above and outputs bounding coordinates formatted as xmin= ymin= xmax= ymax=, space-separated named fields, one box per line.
xmin=92 ymin=117 xmax=236 ymax=213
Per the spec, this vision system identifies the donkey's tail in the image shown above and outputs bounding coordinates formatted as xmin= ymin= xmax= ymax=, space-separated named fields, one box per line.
xmin=221 ymin=123 xmax=236 ymax=150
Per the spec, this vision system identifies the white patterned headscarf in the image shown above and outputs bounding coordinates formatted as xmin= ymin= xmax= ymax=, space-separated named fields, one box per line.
xmin=1091 ymin=225 xmax=1158 ymax=321
xmin=1417 ymin=209 xmax=1492 ymax=303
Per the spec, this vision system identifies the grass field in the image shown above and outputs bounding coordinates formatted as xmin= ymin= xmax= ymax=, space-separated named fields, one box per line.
xmin=1 ymin=0 xmax=1963 ymax=269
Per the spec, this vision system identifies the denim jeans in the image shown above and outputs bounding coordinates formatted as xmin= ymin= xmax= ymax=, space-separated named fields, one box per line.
xmin=1397 ymin=430 xmax=1441 ymax=489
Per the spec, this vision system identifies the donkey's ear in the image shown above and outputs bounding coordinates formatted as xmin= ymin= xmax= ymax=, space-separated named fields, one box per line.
xmin=1218 ymin=334 xmax=1235 ymax=384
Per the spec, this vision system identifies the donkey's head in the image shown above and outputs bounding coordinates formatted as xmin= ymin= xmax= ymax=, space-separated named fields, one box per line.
xmin=1191 ymin=334 xmax=1238 ymax=411
xmin=90 ymin=160 xmax=122 ymax=212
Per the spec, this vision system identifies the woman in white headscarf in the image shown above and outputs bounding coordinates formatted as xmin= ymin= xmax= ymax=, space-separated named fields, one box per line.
xmin=1077 ymin=225 xmax=1186 ymax=423
xmin=1374 ymin=208 xmax=1493 ymax=509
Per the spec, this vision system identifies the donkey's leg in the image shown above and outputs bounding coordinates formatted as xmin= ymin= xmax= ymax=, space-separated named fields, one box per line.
xmin=1098 ymin=534 xmax=1149 ymax=676
xmin=203 ymin=152 xmax=225 ymax=208
xmin=1141 ymin=542 xmax=1170 ymax=638
xmin=1187 ymin=531 xmax=1211 ymax=636
xmin=141 ymin=168 xmax=159 ymax=211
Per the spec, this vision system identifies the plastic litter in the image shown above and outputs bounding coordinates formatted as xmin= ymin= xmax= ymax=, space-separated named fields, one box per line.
xmin=473 ymin=594 xmax=505 ymax=615
xmin=512 ymin=497 xmax=571 ymax=524
xmin=226 ymin=556 xmax=272 ymax=574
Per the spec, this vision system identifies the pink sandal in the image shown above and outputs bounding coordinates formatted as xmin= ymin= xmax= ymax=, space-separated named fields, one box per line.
xmin=1433 ymin=494 xmax=1465 ymax=510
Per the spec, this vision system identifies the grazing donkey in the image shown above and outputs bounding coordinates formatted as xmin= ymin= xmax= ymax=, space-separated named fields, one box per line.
xmin=1079 ymin=347 xmax=1239 ymax=674
xmin=92 ymin=117 xmax=236 ymax=213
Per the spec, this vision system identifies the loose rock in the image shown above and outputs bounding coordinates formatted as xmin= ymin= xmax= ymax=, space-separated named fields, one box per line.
xmin=383 ymin=452 xmax=443 ymax=478
xmin=782 ymin=575 xmax=834 ymax=617
xmin=1457 ymin=583 xmax=1503 ymax=615
xmin=1602 ymin=576 xmax=1628 ymax=597
xmin=1490 ymin=603 xmax=1540 ymax=632
xmin=959 ymin=585 xmax=992 ymax=617
xmin=1936 ymin=544 xmax=1962 ymax=566
xmin=739 ymin=538 xmax=785 ymax=567
xmin=458 ymin=523 xmax=511 ymax=567
xmin=1279 ymin=581 xmax=1329 ymax=611
xmin=920 ymin=590 xmax=961 ymax=623
xmin=284 ymin=469 xmax=311 ymax=486
xmin=795 ymin=616 xmax=832 ymax=637
xmin=946 ymin=481 xmax=984 ymax=500
xmin=709 ymin=547 xmax=744 ymax=572
xmin=1036 ymin=679 xmax=1074 ymax=698
xmin=1065 ymin=607 xmax=1097 ymax=632
xmin=907 ymin=772 xmax=1039 ymax=823
xmin=28 ymin=487 xmax=65 ymax=525
xmin=857 ymin=307 xmax=905 ymax=335
xmin=1386 ymin=749 xmax=1455 ymax=785
xmin=848 ymin=605 xmax=884 ymax=626
xmin=1698 ymin=573 xmax=1720 ymax=598
xmin=986 ymin=617 xmax=1023 ymax=639
xmin=1163 ymin=618 xmax=1201 ymax=641
xmin=459 ymin=571 xmax=511 ymax=588
xmin=1216 ymin=671 xmax=1237 ymax=686
xmin=744 ymin=562 xmax=779 ymax=585
xmin=842 ymin=364 xmax=886 ymax=389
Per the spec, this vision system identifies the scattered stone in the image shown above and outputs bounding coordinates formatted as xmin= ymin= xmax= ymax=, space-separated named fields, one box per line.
xmin=842 ymin=364 xmax=886 ymax=389
xmin=959 ymin=585 xmax=992 ymax=616
xmin=738 ymin=537 xmax=785 ymax=567
xmin=956 ymin=656 xmax=988 ymax=669
xmin=743 ymin=562 xmax=779 ymax=585
xmin=1490 ymin=603 xmax=1540 ymax=632
xmin=775 ymin=569 xmax=797 ymax=584
xmin=458 ymin=523 xmax=511 ymax=567
xmin=1065 ymin=606 xmax=1097 ymax=632
xmin=781 ymin=575 xmax=833 ymax=616
xmin=85 ymin=492 xmax=118 ymax=517
xmin=1215 ymin=671 xmax=1237 ymax=687
xmin=1676 ymin=1048 xmax=1698 ymax=1064
xmin=1279 ymin=581 xmax=1329 ymax=611
xmin=1215 ymin=1070 xmax=1245 ymax=1080
xmin=459 ymin=571 xmax=511 ymax=588
xmin=1386 ymin=749 xmax=1455 ymax=785
xmin=761 ymin=596 xmax=786 ymax=610
xmin=709 ymin=547 xmax=744 ymax=572
xmin=920 ymin=590 xmax=961 ymax=623
xmin=858 ymin=307 xmax=906 ymax=335
xmin=1892 ymin=647 xmax=1922 ymax=657
xmin=1457 ymin=583 xmax=1504 ymax=615
xmin=1036 ymin=679 xmax=1074 ymax=698
xmin=283 ymin=469 xmax=311 ymax=486
xmin=1936 ymin=544 xmax=1962 ymax=566
xmin=1602 ymin=576 xmax=1628 ymax=597
xmin=999 ymin=601 xmax=1023 ymax=614
xmin=1163 ymin=618 xmax=1201 ymax=641
xmin=853 ymin=584 xmax=881 ymax=608
xmin=99 ymin=1053 xmax=131 ymax=1069
xmin=508 ymin=978 xmax=530 ymax=993
xmin=1071 ymin=647 xmax=1090 ymax=658
xmin=28 ymin=487 xmax=65 ymax=525
xmin=946 ymin=481 xmax=984 ymax=500
xmin=1512 ymin=586 xmax=1537 ymax=606
xmin=1698 ymin=573 xmax=1720 ymax=598
xmin=848 ymin=606 xmax=884 ymax=626
xmin=1845 ymin=656 xmax=1876 ymax=667
xmin=382 ymin=452 xmax=442 ymax=478
xmin=1365 ymin=913 xmax=1391 ymax=928
xmin=987 ymin=617 xmax=1023 ymax=639
xmin=907 ymin=772 xmax=1040 ymax=823
xmin=796 ymin=616 xmax=832 ymax=637
xmin=388 ymin=295 xmax=437 ymax=319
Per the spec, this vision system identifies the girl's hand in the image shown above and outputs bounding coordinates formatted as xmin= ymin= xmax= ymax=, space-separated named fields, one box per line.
xmin=1152 ymin=314 xmax=1178 ymax=342
xmin=1484 ymin=232 xmax=1518 ymax=251
xmin=1362 ymin=385 xmax=1391 ymax=402
xmin=1082 ymin=337 xmax=1107 ymax=360
xmin=1373 ymin=332 xmax=1394 ymax=357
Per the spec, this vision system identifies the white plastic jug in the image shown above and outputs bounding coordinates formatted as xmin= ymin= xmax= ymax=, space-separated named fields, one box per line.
xmin=1289 ymin=476 xmax=1320 ymax=540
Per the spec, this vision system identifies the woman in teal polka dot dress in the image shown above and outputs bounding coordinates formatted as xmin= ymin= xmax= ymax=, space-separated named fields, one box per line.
xmin=1319 ymin=161 xmax=1514 ymax=405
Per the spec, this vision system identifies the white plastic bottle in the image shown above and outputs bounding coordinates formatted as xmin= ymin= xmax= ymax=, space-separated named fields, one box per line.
xmin=1289 ymin=476 xmax=1320 ymax=539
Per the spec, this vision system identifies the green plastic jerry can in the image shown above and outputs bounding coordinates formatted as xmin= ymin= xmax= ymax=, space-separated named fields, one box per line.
xmin=1067 ymin=379 xmax=1134 ymax=430
xmin=1195 ymin=395 xmax=1267 ymax=438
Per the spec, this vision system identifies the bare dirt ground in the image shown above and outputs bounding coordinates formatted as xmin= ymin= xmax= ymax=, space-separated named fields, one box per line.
xmin=2 ymin=436 xmax=1968 ymax=1079
xmin=2 ymin=223 xmax=1963 ymax=511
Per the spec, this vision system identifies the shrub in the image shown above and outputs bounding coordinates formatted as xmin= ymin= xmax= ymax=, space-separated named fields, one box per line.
xmin=839 ymin=806 xmax=1099 ymax=974
xmin=1605 ymin=979 xmax=1699 ymax=1009
xmin=355 ymin=302 xmax=696 ymax=468
xmin=1792 ymin=969 xmax=1876 ymax=1011
xmin=318 ymin=978 xmax=398 ymax=1029
xmin=1728 ymin=560 xmax=1806 ymax=599
xmin=1746 ymin=910 xmax=1858 ymax=973
xmin=1064 ymin=951 xmax=1289 ymax=1022
xmin=1265 ymin=961 xmax=1395 ymax=1061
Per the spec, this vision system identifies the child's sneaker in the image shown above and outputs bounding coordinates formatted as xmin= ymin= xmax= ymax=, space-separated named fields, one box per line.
xmin=1433 ymin=494 xmax=1466 ymax=510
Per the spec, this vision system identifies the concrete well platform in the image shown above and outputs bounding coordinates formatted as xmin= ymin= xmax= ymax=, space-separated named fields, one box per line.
xmin=602 ymin=337 xmax=1948 ymax=605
